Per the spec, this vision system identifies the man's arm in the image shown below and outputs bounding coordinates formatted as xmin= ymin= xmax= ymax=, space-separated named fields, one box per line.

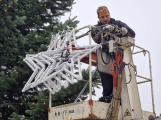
xmin=91 ymin=21 xmax=135 ymax=44
xmin=91 ymin=28 xmax=101 ymax=44
xmin=118 ymin=21 xmax=135 ymax=38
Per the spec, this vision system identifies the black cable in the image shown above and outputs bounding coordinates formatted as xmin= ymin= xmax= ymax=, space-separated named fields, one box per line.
xmin=101 ymin=47 xmax=111 ymax=64
xmin=125 ymin=46 xmax=135 ymax=84
xmin=126 ymin=63 xmax=132 ymax=84
xmin=86 ymin=30 xmax=92 ymax=34
xmin=60 ymin=50 xmax=64 ymax=57
xmin=114 ymin=53 xmax=121 ymax=74
xmin=120 ymin=62 xmax=125 ymax=74
xmin=66 ymin=41 xmax=70 ymax=58
xmin=111 ymin=53 xmax=115 ymax=61
xmin=86 ymin=24 xmax=106 ymax=35
xmin=126 ymin=63 xmax=137 ymax=84
xmin=61 ymin=42 xmax=71 ymax=62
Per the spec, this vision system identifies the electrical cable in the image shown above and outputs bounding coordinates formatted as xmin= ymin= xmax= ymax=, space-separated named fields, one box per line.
xmin=101 ymin=47 xmax=111 ymax=64
xmin=111 ymin=53 xmax=115 ymax=61
xmin=126 ymin=46 xmax=137 ymax=84
xmin=129 ymin=46 xmax=134 ymax=64
xmin=126 ymin=64 xmax=132 ymax=84
xmin=126 ymin=63 xmax=137 ymax=84
xmin=86 ymin=29 xmax=92 ymax=34
xmin=114 ymin=53 xmax=121 ymax=74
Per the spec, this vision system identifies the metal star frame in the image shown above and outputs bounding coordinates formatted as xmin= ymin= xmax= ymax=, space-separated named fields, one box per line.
xmin=22 ymin=28 xmax=101 ymax=94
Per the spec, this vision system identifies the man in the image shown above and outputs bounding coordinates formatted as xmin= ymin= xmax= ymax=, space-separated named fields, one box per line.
xmin=91 ymin=6 xmax=135 ymax=103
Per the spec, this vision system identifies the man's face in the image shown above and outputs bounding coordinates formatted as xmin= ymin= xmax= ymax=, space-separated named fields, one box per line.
xmin=98 ymin=11 xmax=110 ymax=24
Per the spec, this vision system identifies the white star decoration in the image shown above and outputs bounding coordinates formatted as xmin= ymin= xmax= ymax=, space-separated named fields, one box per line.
xmin=22 ymin=28 xmax=101 ymax=94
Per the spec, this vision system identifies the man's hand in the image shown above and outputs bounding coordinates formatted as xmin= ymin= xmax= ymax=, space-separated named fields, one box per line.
xmin=121 ymin=27 xmax=128 ymax=36
xmin=104 ymin=25 xmax=115 ymax=32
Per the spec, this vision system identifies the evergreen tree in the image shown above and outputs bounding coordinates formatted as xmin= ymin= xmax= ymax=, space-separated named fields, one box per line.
xmin=8 ymin=17 xmax=101 ymax=120
xmin=0 ymin=0 xmax=74 ymax=119
xmin=0 ymin=0 xmax=101 ymax=119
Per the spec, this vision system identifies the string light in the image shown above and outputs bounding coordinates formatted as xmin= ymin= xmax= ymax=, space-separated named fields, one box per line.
xmin=0 ymin=102 xmax=49 ymax=106
xmin=0 ymin=51 xmax=26 ymax=53
xmin=0 ymin=98 xmax=73 ymax=107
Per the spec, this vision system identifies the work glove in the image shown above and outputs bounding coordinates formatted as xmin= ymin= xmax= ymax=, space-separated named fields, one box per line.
xmin=121 ymin=27 xmax=128 ymax=36
xmin=104 ymin=25 xmax=115 ymax=32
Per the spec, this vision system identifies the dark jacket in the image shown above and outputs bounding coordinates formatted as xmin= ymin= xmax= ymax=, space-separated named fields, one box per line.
xmin=91 ymin=18 xmax=135 ymax=44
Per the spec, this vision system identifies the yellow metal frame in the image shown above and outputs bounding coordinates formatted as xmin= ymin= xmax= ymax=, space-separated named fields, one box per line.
xmin=133 ymin=45 xmax=155 ymax=117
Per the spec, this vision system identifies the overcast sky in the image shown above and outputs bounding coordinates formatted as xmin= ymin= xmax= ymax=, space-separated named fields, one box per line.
xmin=60 ymin=0 xmax=161 ymax=116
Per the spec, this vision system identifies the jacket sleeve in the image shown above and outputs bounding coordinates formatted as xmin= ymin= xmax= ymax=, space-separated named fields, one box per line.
xmin=118 ymin=21 xmax=135 ymax=38
xmin=91 ymin=28 xmax=101 ymax=44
